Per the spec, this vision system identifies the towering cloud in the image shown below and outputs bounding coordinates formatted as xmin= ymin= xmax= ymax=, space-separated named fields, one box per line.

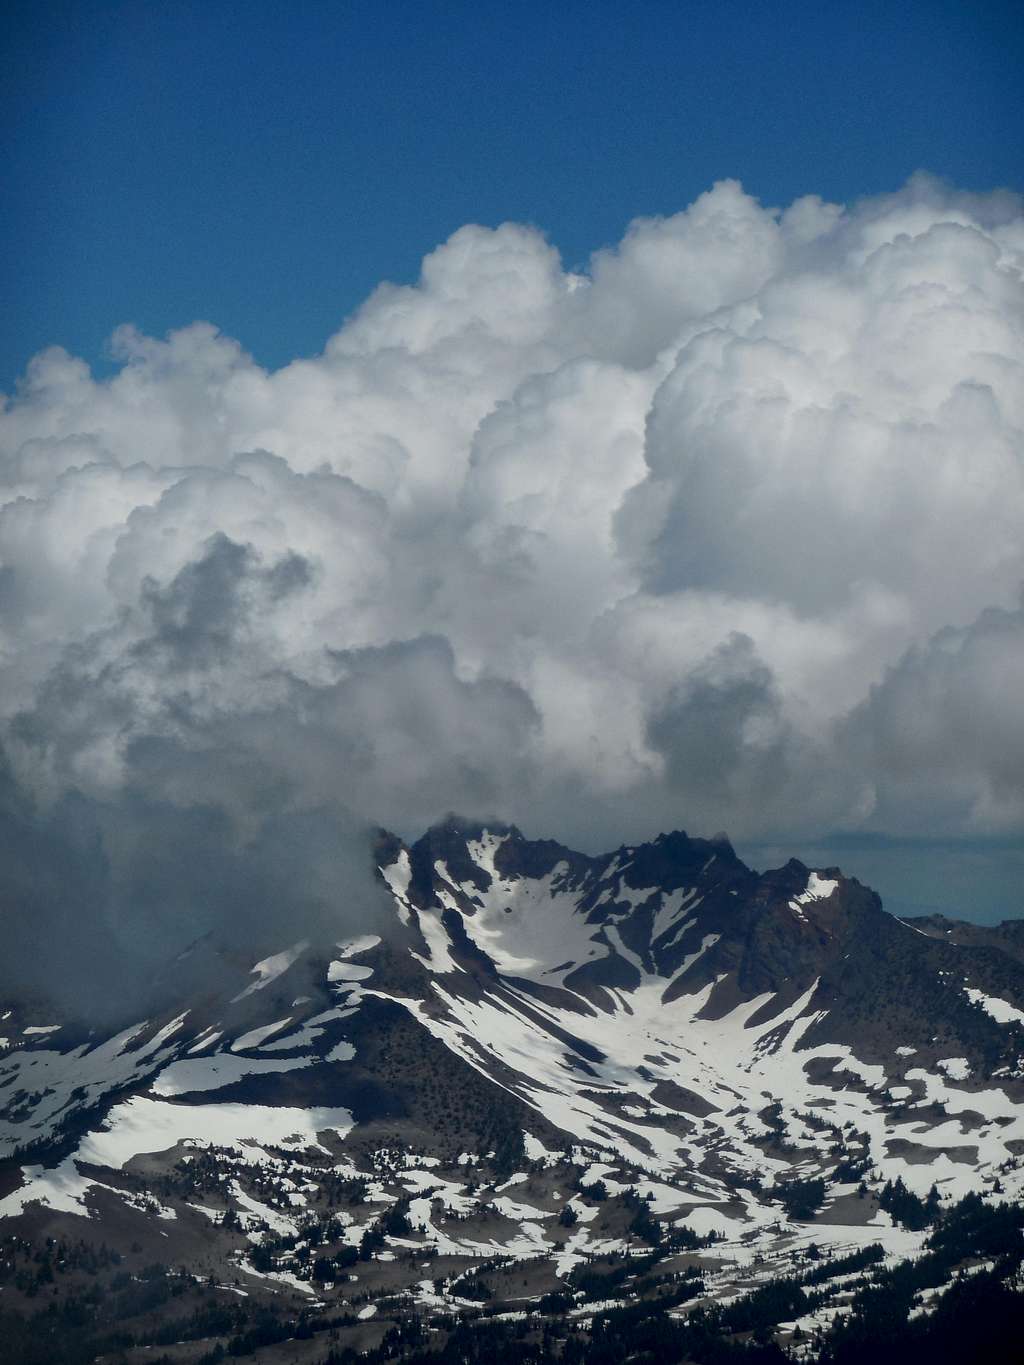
xmin=1 ymin=173 xmax=1022 ymax=1000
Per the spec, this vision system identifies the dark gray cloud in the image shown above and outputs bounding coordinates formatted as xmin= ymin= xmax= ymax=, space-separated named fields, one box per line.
xmin=645 ymin=635 xmax=795 ymax=814
xmin=839 ymin=595 xmax=1024 ymax=836
xmin=0 ymin=535 xmax=543 ymax=1016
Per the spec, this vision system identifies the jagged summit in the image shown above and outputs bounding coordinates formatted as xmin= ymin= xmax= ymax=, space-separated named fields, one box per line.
xmin=378 ymin=818 xmax=870 ymax=1010
xmin=1 ymin=817 xmax=1023 ymax=1359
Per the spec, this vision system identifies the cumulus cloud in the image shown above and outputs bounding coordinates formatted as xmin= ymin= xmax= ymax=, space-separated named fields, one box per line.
xmin=840 ymin=596 xmax=1024 ymax=835
xmin=1 ymin=171 xmax=1023 ymax=1001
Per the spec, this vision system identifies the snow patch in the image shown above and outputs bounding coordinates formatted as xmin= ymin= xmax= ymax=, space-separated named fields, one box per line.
xmin=789 ymin=872 xmax=839 ymax=921
xmin=231 ymin=1018 xmax=293 ymax=1052
xmin=231 ymin=942 xmax=308 ymax=1003
xmin=964 ymin=987 xmax=1024 ymax=1027
xmin=151 ymin=1053 xmax=311 ymax=1096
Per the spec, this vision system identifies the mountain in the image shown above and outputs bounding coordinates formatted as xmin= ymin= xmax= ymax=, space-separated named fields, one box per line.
xmin=2 ymin=819 xmax=1023 ymax=1363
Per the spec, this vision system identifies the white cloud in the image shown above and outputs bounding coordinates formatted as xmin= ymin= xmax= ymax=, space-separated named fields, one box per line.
xmin=568 ymin=180 xmax=786 ymax=368
xmin=1 ymin=171 xmax=1023 ymax=896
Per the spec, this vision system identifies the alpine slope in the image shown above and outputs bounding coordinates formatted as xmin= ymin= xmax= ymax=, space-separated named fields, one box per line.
xmin=2 ymin=819 xmax=1023 ymax=1355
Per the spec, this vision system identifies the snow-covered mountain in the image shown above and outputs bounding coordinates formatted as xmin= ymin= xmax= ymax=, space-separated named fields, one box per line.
xmin=2 ymin=819 xmax=1023 ymax=1361
xmin=373 ymin=819 xmax=1024 ymax=1198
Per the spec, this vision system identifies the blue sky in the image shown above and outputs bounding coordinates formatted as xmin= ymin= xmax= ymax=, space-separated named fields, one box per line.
xmin=3 ymin=0 xmax=1022 ymax=391
xmin=1 ymin=2 xmax=1023 ymax=925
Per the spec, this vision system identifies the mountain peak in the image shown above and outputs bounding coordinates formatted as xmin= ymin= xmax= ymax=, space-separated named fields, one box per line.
xmin=3 ymin=817 xmax=1024 ymax=1363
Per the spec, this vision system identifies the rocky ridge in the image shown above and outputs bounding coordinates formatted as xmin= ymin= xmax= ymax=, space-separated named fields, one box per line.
xmin=1 ymin=819 xmax=1023 ymax=1361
